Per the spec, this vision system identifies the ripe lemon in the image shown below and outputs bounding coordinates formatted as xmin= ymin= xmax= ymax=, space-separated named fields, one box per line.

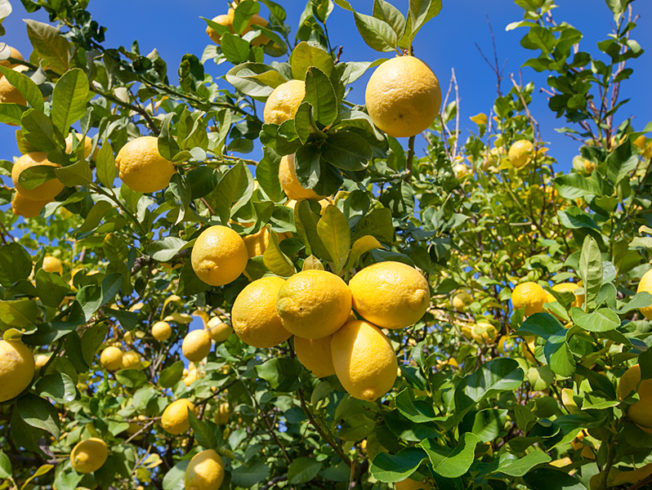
xmin=232 ymin=276 xmax=291 ymax=347
xmin=294 ymin=335 xmax=335 ymax=378
xmin=508 ymin=140 xmax=534 ymax=169
xmin=0 ymin=339 xmax=35 ymax=402
xmin=161 ymin=399 xmax=196 ymax=435
xmin=278 ymin=154 xmax=323 ymax=200
xmin=182 ymin=329 xmax=212 ymax=362
xmin=331 ymin=319 xmax=397 ymax=401
xmin=207 ymin=9 xmax=269 ymax=46
xmin=349 ymin=261 xmax=429 ymax=329
xmin=637 ymin=269 xmax=652 ymax=319
xmin=70 ymin=437 xmax=108 ymax=474
xmin=183 ymin=363 xmax=200 ymax=386
xmin=184 ymin=449 xmax=225 ymax=490
xmin=243 ymin=227 xmax=292 ymax=257
xmin=121 ymin=351 xmax=141 ymax=369
xmin=42 ymin=255 xmax=63 ymax=274
xmin=34 ymin=353 xmax=51 ymax=370
xmin=214 ymin=402 xmax=230 ymax=425
xmin=263 ymin=79 xmax=305 ymax=125
xmin=511 ymin=282 xmax=548 ymax=316
xmin=191 ymin=225 xmax=249 ymax=286
xmin=100 ymin=346 xmax=123 ymax=371
xmin=151 ymin=321 xmax=172 ymax=341
xmin=617 ymin=364 xmax=652 ymax=430
xmin=471 ymin=321 xmax=498 ymax=344
xmin=451 ymin=290 xmax=472 ymax=311
xmin=453 ymin=163 xmax=472 ymax=179
xmin=551 ymin=282 xmax=584 ymax=308
xmin=0 ymin=66 xmax=28 ymax=105
xmin=0 ymin=46 xmax=24 ymax=68
xmin=206 ymin=317 xmax=232 ymax=342
xmin=10 ymin=193 xmax=47 ymax=218
xmin=12 ymin=152 xmax=64 ymax=201
xmin=394 ymin=479 xmax=432 ymax=490
xmin=115 ymin=136 xmax=176 ymax=193
xmin=276 ymin=270 xmax=352 ymax=339
xmin=65 ymin=134 xmax=95 ymax=160
xmin=365 ymin=56 xmax=441 ymax=138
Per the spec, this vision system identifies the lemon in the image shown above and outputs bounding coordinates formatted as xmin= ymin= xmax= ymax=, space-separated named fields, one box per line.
xmin=0 ymin=339 xmax=35 ymax=402
xmin=10 ymin=193 xmax=47 ymax=218
xmin=349 ymin=261 xmax=429 ymax=329
xmin=214 ymin=402 xmax=230 ymax=425
xmin=453 ymin=163 xmax=472 ymax=179
xmin=151 ymin=321 xmax=172 ymax=341
xmin=551 ymin=282 xmax=584 ymax=308
xmin=182 ymin=329 xmax=212 ymax=362
xmin=183 ymin=363 xmax=200 ymax=386
xmin=294 ymin=335 xmax=335 ymax=378
xmin=100 ymin=346 xmax=123 ymax=371
xmin=451 ymin=290 xmax=472 ymax=311
xmin=121 ymin=351 xmax=141 ymax=369
xmin=331 ymin=319 xmax=397 ymax=401
xmin=207 ymin=317 xmax=232 ymax=342
xmin=0 ymin=66 xmax=28 ymax=105
xmin=394 ymin=479 xmax=432 ymax=490
xmin=508 ymin=140 xmax=534 ymax=169
xmin=471 ymin=321 xmax=498 ymax=344
xmin=161 ymin=399 xmax=196 ymax=435
xmin=184 ymin=449 xmax=225 ymax=490
xmin=276 ymin=270 xmax=352 ymax=339
xmin=0 ymin=46 xmax=24 ymax=68
xmin=278 ymin=153 xmax=323 ymax=200
xmin=42 ymin=255 xmax=63 ymax=275
xmin=191 ymin=225 xmax=249 ymax=286
xmin=365 ymin=56 xmax=441 ymax=138
xmin=12 ymin=152 xmax=64 ymax=201
xmin=263 ymin=79 xmax=305 ymax=125
xmin=207 ymin=9 xmax=269 ymax=46
xmin=637 ymin=269 xmax=652 ymax=319
xmin=617 ymin=364 xmax=652 ymax=430
xmin=33 ymin=353 xmax=51 ymax=370
xmin=511 ymin=282 xmax=548 ymax=316
xmin=232 ymin=276 xmax=291 ymax=347
xmin=115 ymin=136 xmax=176 ymax=193
xmin=65 ymin=134 xmax=95 ymax=160
xmin=243 ymin=227 xmax=292 ymax=257
xmin=70 ymin=437 xmax=108 ymax=474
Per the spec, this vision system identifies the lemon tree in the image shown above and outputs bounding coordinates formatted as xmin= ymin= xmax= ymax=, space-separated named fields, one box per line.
xmin=0 ymin=0 xmax=651 ymax=488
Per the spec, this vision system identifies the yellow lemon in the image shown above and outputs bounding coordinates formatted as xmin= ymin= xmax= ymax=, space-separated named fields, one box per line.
xmin=451 ymin=290 xmax=472 ymax=311
xmin=276 ymin=270 xmax=352 ymax=339
xmin=182 ymin=329 xmax=212 ymax=362
xmin=42 ymin=255 xmax=63 ymax=275
xmin=394 ymin=479 xmax=432 ymax=490
xmin=0 ymin=66 xmax=28 ymax=105
xmin=331 ymin=320 xmax=397 ymax=401
xmin=508 ymin=140 xmax=534 ymax=169
xmin=453 ymin=163 xmax=472 ymax=179
xmin=121 ymin=351 xmax=141 ymax=370
xmin=617 ymin=364 xmax=652 ymax=429
xmin=34 ymin=353 xmax=51 ymax=370
xmin=637 ymin=269 xmax=652 ymax=319
xmin=206 ymin=317 xmax=232 ymax=342
xmin=511 ymin=282 xmax=548 ymax=316
xmin=191 ymin=225 xmax=249 ymax=286
xmin=471 ymin=321 xmax=498 ymax=344
xmin=65 ymin=134 xmax=95 ymax=160
xmin=349 ymin=261 xmax=429 ymax=329
xmin=263 ymin=79 xmax=305 ymax=125
xmin=12 ymin=152 xmax=64 ymax=202
xmin=161 ymin=399 xmax=196 ymax=435
xmin=183 ymin=363 xmax=200 ymax=386
xmin=243 ymin=227 xmax=292 ymax=257
xmin=551 ymin=282 xmax=584 ymax=308
xmin=232 ymin=276 xmax=291 ymax=347
xmin=278 ymin=153 xmax=323 ymax=200
xmin=294 ymin=335 xmax=335 ymax=378
xmin=365 ymin=56 xmax=441 ymax=138
xmin=184 ymin=449 xmax=225 ymax=490
xmin=0 ymin=46 xmax=24 ymax=68
xmin=214 ymin=402 xmax=230 ymax=425
xmin=70 ymin=438 xmax=108 ymax=474
xmin=151 ymin=321 xmax=172 ymax=341
xmin=115 ymin=136 xmax=176 ymax=193
xmin=10 ymin=193 xmax=47 ymax=218
xmin=206 ymin=9 xmax=269 ymax=46
xmin=100 ymin=346 xmax=123 ymax=371
xmin=0 ymin=339 xmax=35 ymax=402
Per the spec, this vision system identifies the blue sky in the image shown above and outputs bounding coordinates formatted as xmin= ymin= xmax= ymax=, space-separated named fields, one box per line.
xmin=1 ymin=0 xmax=651 ymax=170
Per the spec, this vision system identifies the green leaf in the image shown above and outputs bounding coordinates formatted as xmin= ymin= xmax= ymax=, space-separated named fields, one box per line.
xmin=290 ymin=42 xmax=334 ymax=80
xmin=231 ymin=462 xmax=270 ymax=487
xmin=50 ymin=69 xmax=89 ymax=134
xmin=353 ymin=207 xmax=394 ymax=243
xmin=472 ymin=409 xmax=508 ymax=443
xmin=233 ymin=0 xmax=261 ymax=34
xmin=115 ymin=369 xmax=148 ymax=388
xmin=317 ymin=205 xmax=351 ymax=274
xmin=225 ymin=62 xmax=286 ymax=100
xmin=370 ymin=447 xmax=427 ymax=483
xmin=75 ymin=200 xmax=113 ymax=236
xmin=303 ymin=67 xmax=338 ymax=126
xmin=75 ymin=273 xmax=122 ymax=320
xmin=522 ymin=468 xmax=584 ymax=490
xmin=578 ymin=235 xmax=602 ymax=310
xmin=81 ymin=323 xmax=108 ymax=366
xmin=0 ymin=243 xmax=32 ymax=286
xmin=558 ymin=207 xmax=601 ymax=231
xmin=17 ymin=395 xmax=60 ymax=438
xmin=213 ymin=162 xmax=254 ymax=224
xmin=405 ymin=0 xmax=442 ymax=48
xmin=344 ymin=235 xmax=383 ymax=271
xmin=25 ymin=19 xmax=71 ymax=74
xmin=158 ymin=361 xmax=184 ymax=388
xmin=554 ymin=173 xmax=600 ymax=199
xmin=55 ymin=159 xmax=92 ymax=186
xmin=0 ymin=299 xmax=39 ymax=331
xmin=20 ymin=464 xmax=53 ymax=489
xmin=146 ymin=237 xmax=187 ymax=262
xmin=34 ymin=373 xmax=76 ymax=404
xmin=262 ymin=228 xmax=296 ymax=277
xmin=518 ymin=312 xmax=565 ymax=338
xmin=619 ymin=292 xmax=652 ymax=314
xmin=220 ymin=32 xmax=251 ymax=64
xmin=455 ymin=358 xmax=523 ymax=413
xmin=0 ymin=65 xmax=43 ymax=110
xmin=497 ymin=450 xmax=551 ymax=477
xmin=294 ymin=200 xmax=331 ymax=260
xmin=396 ymin=389 xmax=437 ymax=423
xmin=545 ymin=333 xmax=576 ymax=377
xmin=0 ymin=103 xmax=26 ymax=125
xmin=420 ymin=432 xmax=481 ymax=479
xmin=20 ymin=109 xmax=65 ymax=154
xmin=288 ymin=457 xmax=322 ymax=484
xmin=353 ymin=12 xmax=397 ymax=52
xmin=0 ymin=450 xmax=11 ymax=479
xmin=35 ymin=269 xmax=69 ymax=308
xmin=373 ymin=0 xmax=407 ymax=38
xmin=96 ymin=142 xmax=116 ymax=188
xmin=188 ymin=412 xmax=216 ymax=449
xmin=322 ymin=131 xmax=371 ymax=171
xmin=162 ymin=459 xmax=189 ymax=490
xmin=570 ymin=307 xmax=619 ymax=332
xmin=255 ymin=358 xmax=302 ymax=391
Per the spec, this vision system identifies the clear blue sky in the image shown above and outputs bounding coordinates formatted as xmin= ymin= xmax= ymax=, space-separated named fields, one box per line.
xmin=1 ymin=0 xmax=651 ymax=170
